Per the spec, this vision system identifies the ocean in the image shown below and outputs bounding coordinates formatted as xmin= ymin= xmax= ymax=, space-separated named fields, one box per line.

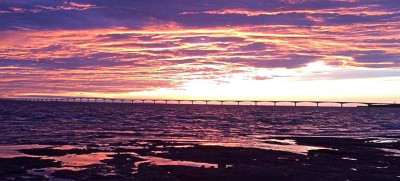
xmin=1 ymin=101 xmax=399 ymax=144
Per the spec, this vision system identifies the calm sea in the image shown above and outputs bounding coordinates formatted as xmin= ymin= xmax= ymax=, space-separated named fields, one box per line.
xmin=1 ymin=101 xmax=399 ymax=147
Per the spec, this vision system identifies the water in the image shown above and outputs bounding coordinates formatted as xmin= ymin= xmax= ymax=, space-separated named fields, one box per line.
xmin=1 ymin=101 xmax=400 ymax=180
xmin=0 ymin=101 xmax=399 ymax=146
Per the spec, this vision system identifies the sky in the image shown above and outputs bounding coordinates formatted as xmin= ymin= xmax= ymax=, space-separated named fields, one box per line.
xmin=0 ymin=0 xmax=399 ymax=102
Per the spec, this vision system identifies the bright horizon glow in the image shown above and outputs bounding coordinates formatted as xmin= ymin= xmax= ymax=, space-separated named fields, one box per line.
xmin=0 ymin=0 xmax=399 ymax=102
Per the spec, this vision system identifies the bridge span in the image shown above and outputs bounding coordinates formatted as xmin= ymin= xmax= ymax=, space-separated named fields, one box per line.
xmin=0 ymin=97 xmax=393 ymax=107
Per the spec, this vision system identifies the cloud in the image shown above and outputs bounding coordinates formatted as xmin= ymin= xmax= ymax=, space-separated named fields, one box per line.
xmin=1 ymin=0 xmax=398 ymax=30
xmin=303 ymin=68 xmax=400 ymax=80
xmin=0 ymin=0 xmax=400 ymax=97
xmin=237 ymin=42 xmax=270 ymax=51
xmin=220 ymin=54 xmax=319 ymax=68
xmin=336 ymin=50 xmax=400 ymax=67
xmin=353 ymin=51 xmax=399 ymax=63
xmin=0 ymin=58 xmax=135 ymax=70
xmin=253 ymin=75 xmax=270 ymax=80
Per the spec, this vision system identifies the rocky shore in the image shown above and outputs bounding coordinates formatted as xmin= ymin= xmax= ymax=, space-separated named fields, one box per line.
xmin=1 ymin=136 xmax=399 ymax=180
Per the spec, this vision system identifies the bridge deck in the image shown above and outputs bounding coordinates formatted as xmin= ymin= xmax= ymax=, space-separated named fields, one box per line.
xmin=0 ymin=97 xmax=394 ymax=107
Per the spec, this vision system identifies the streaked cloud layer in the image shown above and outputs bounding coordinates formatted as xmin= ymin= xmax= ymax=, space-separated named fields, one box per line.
xmin=0 ymin=0 xmax=399 ymax=101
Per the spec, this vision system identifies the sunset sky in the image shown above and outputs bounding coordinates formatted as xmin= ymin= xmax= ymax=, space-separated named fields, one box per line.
xmin=0 ymin=0 xmax=399 ymax=102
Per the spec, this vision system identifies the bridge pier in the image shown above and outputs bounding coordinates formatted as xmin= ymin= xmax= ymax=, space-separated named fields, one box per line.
xmin=294 ymin=102 xmax=297 ymax=107
xmin=153 ymin=100 xmax=156 ymax=104
xmin=191 ymin=100 xmax=194 ymax=105
xmin=205 ymin=101 xmax=208 ymax=105
xmin=273 ymin=102 xmax=277 ymax=107
xmin=165 ymin=100 xmax=168 ymax=104
xmin=236 ymin=101 xmax=240 ymax=106
xmin=178 ymin=100 xmax=181 ymax=104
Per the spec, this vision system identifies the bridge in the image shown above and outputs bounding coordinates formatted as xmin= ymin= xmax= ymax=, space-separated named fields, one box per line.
xmin=0 ymin=97 xmax=394 ymax=107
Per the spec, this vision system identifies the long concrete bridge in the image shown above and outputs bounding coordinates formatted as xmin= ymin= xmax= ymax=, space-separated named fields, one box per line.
xmin=0 ymin=97 xmax=394 ymax=107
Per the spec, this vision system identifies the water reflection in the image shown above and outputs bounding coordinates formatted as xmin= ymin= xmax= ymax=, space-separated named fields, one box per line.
xmin=52 ymin=152 xmax=112 ymax=167
xmin=199 ymin=139 xmax=332 ymax=155
xmin=133 ymin=155 xmax=219 ymax=173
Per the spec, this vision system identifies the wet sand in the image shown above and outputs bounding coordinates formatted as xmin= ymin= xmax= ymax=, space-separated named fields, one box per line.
xmin=1 ymin=136 xmax=399 ymax=181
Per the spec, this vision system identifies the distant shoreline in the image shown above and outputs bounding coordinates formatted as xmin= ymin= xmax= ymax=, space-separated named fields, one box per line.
xmin=367 ymin=104 xmax=400 ymax=108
